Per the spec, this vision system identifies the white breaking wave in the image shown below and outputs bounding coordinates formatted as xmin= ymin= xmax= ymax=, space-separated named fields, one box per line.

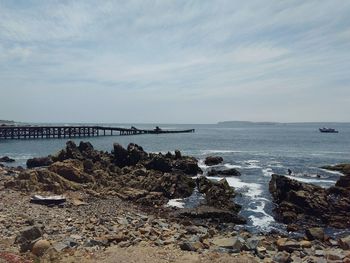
xmin=247 ymin=201 xmax=275 ymax=230
xmin=199 ymin=150 xmax=260 ymax=155
xmin=262 ymin=168 xmax=273 ymax=177
xmin=320 ymin=169 xmax=344 ymax=176
xmin=210 ymin=176 xmax=263 ymax=198
xmin=224 ymin=163 xmax=243 ymax=169
xmin=286 ymin=175 xmax=336 ymax=184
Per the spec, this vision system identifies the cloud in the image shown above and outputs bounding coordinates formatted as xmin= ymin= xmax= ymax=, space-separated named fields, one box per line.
xmin=0 ymin=0 xmax=350 ymax=123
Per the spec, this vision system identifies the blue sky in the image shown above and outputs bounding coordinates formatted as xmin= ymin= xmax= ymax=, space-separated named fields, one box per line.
xmin=1 ymin=0 xmax=350 ymax=123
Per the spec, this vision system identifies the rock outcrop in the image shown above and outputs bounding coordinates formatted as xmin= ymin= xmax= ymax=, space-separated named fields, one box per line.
xmin=5 ymin=141 xmax=203 ymax=208
xmin=204 ymin=156 xmax=223 ymax=166
xmin=0 ymin=156 xmax=15 ymax=163
xmin=269 ymin=174 xmax=350 ymax=228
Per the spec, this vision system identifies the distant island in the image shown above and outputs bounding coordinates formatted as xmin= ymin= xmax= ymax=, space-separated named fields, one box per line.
xmin=0 ymin=120 xmax=15 ymax=125
xmin=217 ymin=121 xmax=279 ymax=126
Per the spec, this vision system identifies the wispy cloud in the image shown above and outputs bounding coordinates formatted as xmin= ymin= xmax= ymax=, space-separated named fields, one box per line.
xmin=0 ymin=0 xmax=350 ymax=123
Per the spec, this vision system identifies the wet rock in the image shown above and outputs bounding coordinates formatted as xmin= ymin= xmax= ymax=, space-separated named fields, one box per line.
xmin=204 ymin=156 xmax=223 ymax=166
xmin=305 ymin=227 xmax=324 ymax=241
xmin=15 ymin=226 xmax=42 ymax=252
xmin=31 ymin=239 xmax=51 ymax=256
xmin=26 ymin=157 xmax=53 ymax=168
xmin=0 ymin=156 xmax=15 ymax=163
xmin=207 ymin=168 xmax=241 ymax=177
xmin=197 ymin=177 xmax=238 ymax=210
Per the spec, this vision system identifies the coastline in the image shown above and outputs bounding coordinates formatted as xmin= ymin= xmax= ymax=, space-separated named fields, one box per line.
xmin=1 ymin=141 xmax=350 ymax=262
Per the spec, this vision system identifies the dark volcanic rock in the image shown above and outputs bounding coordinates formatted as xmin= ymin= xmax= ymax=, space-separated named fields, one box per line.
xmin=127 ymin=143 xmax=147 ymax=165
xmin=172 ymin=157 xmax=202 ymax=175
xmin=112 ymin=143 xmax=129 ymax=167
xmin=144 ymin=155 xmax=172 ymax=173
xmin=269 ymin=174 xmax=350 ymax=228
xmin=26 ymin=157 xmax=53 ymax=168
xmin=113 ymin=143 xmax=148 ymax=167
xmin=197 ymin=176 xmax=239 ymax=211
xmin=204 ymin=156 xmax=223 ymax=166
xmin=0 ymin=156 xmax=15 ymax=163
xmin=207 ymin=168 xmax=241 ymax=177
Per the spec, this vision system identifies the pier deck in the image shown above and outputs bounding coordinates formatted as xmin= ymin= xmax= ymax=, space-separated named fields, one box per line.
xmin=0 ymin=126 xmax=195 ymax=140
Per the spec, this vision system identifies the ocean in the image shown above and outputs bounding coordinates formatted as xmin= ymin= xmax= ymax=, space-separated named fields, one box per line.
xmin=1 ymin=122 xmax=350 ymax=234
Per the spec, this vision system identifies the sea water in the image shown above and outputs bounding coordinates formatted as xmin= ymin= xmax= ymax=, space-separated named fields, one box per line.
xmin=1 ymin=122 xmax=350 ymax=233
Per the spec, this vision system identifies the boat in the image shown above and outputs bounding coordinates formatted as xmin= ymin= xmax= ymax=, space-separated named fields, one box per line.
xmin=319 ymin=127 xmax=339 ymax=133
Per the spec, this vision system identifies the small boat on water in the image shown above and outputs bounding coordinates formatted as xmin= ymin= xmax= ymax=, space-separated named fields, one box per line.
xmin=319 ymin=127 xmax=339 ymax=133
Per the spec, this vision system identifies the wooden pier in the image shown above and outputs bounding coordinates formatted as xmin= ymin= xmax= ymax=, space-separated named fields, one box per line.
xmin=0 ymin=126 xmax=195 ymax=140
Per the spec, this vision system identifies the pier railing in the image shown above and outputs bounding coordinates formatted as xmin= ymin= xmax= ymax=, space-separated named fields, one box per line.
xmin=0 ymin=126 xmax=195 ymax=140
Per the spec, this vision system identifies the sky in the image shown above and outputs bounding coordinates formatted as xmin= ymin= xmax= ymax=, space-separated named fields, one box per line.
xmin=0 ymin=0 xmax=350 ymax=124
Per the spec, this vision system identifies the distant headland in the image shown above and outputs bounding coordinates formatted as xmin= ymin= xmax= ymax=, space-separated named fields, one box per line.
xmin=217 ymin=121 xmax=278 ymax=126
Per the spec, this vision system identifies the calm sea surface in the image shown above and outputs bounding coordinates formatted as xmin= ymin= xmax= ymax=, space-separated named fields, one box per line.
xmin=1 ymin=123 xmax=350 ymax=234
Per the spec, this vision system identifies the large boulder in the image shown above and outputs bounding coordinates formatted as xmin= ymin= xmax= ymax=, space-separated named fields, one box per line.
xmin=5 ymin=169 xmax=81 ymax=193
xmin=127 ymin=143 xmax=147 ymax=165
xmin=269 ymin=174 xmax=350 ymax=228
xmin=48 ymin=160 xmax=94 ymax=183
xmin=144 ymin=155 xmax=172 ymax=172
xmin=197 ymin=176 xmax=239 ymax=211
xmin=204 ymin=156 xmax=223 ymax=166
xmin=172 ymin=157 xmax=202 ymax=175
xmin=65 ymin=141 xmax=84 ymax=160
xmin=26 ymin=157 xmax=53 ymax=168
xmin=112 ymin=143 xmax=129 ymax=167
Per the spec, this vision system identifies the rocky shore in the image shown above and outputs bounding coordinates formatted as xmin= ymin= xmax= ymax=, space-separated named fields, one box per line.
xmin=0 ymin=141 xmax=350 ymax=262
